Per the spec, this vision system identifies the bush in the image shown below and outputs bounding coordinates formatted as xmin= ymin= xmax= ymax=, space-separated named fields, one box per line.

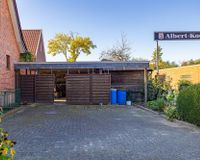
xmin=165 ymin=90 xmax=178 ymax=107
xmin=0 ymin=107 xmax=16 ymax=160
xmin=20 ymin=52 xmax=33 ymax=62
xmin=148 ymin=77 xmax=172 ymax=101
xmin=165 ymin=106 xmax=180 ymax=121
xmin=178 ymin=80 xmax=192 ymax=91
xmin=147 ymin=98 xmax=165 ymax=112
xmin=177 ymin=84 xmax=200 ymax=126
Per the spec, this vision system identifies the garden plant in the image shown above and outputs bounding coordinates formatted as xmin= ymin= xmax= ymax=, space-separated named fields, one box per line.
xmin=177 ymin=84 xmax=200 ymax=126
xmin=0 ymin=107 xmax=16 ymax=160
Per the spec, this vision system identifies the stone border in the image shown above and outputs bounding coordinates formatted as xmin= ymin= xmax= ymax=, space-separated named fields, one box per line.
xmin=0 ymin=106 xmax=25 ymax=121
xmin=135 ymin=104 xmax=200 ymax=130
xmin=1 ymin=103 xmax=43 ymax=121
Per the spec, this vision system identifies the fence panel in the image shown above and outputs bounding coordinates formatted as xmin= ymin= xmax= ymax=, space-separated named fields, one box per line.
xmin=0 ymin=89 xmax=21 ymax=108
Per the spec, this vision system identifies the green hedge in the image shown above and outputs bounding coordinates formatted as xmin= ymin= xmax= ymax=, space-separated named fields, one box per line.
xmin=165 ymin=106 xmax=180 ymax=121
xmin=147 ymin=98 xmax=165 ymax=112
xmin=178 ymin=80 xmax=192 ymax=91
xmin=177 ymin=84 xmax=200 ymax=126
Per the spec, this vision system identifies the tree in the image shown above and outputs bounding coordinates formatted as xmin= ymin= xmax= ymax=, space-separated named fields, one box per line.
xmin=48 ymin=33 xmax=96 ymax=62
xmin=181 ymin=59 xmax=200 ymax=66
xmin=100 ymin=33 xmax=131 ymax=61
xmin=151 ymin=45 xmax=163 ymax=70
xmin=159 ymin=61 xmax=178 ymax=69
xmin=132 ymin=57 xmax=148 ymax=62
xmin=150 ymin=46 xmax=178 ymax=70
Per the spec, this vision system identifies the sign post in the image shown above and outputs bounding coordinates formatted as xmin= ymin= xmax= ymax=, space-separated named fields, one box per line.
xmin=156 ymin=40 xmax=159 ymax=75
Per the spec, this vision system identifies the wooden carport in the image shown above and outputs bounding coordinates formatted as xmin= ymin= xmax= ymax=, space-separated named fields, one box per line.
xmin=15 ymin=62 xmax=150 ymax=105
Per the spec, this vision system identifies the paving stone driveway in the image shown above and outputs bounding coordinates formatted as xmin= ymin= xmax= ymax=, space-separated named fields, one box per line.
xmin=1 ymin=104 xmax=200 ymax=160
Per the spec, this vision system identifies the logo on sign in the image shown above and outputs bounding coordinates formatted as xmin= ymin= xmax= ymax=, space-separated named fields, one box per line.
xmin=158 ymin=33 xmax=164 ymax=40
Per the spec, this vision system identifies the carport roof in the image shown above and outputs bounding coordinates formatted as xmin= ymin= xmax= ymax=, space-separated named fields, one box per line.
xmin=14 ymin=61 xmax=150 ymax=70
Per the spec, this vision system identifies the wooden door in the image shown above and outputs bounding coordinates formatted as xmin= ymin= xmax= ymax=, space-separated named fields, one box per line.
xmin=91 ymin=74 xmax=111 ymax=104
xmin=66 ymin=74 xmax=111 ymax=105
xmin=66 ymin=74 xmax=90 ymax=104
xmin=20 ymin=75 xmax=35 ymax=103
xmin=35 ymin=75 xmax=55 ymax=103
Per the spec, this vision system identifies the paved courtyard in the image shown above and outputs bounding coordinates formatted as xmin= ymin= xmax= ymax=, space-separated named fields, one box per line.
xmin=1 ymin=104 xmax=200 ymax=160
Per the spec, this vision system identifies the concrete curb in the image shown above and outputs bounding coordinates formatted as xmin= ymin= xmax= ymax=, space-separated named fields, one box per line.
xmin=135 ymin=104 xmax=165 ymax=116
xmin=1 ymin=106 xmax=25 ymax=121
xmin=0 ymin=103 xmax=47 ymax=121
xmin=135 ymin=104 xmax=200 ymax=130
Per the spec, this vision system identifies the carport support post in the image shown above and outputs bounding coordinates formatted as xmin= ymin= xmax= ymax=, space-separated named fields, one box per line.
xmin=144 ymin=68 xmax=148 ymax=106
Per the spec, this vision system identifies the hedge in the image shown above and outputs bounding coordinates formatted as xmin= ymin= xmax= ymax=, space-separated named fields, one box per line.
xmin=177 ymin=84 xmax=200 ymax=126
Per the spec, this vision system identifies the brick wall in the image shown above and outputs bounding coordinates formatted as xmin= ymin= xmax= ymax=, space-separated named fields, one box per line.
xmin=0 ymin=0 xmax=20 ymax=91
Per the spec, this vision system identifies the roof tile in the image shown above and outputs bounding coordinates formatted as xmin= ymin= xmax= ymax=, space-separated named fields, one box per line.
xmin=22 ymin=30 xmax=41 ymax=56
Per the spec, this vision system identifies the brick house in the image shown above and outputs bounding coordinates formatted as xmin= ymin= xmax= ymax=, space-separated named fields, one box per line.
xmin=0 ymin=0 xmax=46 ymax=92
xmin=0 ymin=0 xmax=27 ymax=91
xmin=22 ymin=30 xmax=46 ymax=62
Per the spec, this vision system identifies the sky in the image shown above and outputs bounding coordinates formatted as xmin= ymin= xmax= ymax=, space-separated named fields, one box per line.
xmin=17 ymin=0 xmax=200 ymax=63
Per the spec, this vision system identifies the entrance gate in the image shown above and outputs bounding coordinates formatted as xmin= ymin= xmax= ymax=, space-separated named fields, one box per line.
xmin=66 ymin=74 xmax=111 ymax=105
xmin=19 ymin=75 xmax=55 ymax=103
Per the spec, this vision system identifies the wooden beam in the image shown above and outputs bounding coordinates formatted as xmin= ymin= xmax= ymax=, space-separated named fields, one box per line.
xmin=144 ymin=68 xmax=148 ymax=106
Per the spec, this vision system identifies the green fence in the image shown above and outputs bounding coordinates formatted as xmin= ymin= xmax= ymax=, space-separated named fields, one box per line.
xmin=0 ymin=89 xmax=21 ymax=109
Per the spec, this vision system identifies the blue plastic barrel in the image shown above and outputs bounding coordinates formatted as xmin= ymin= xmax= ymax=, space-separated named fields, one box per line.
xmin=110 ymin=89 xmax=117 ymax=105
xmin=117 ymin=90 xmax=127 ymax=105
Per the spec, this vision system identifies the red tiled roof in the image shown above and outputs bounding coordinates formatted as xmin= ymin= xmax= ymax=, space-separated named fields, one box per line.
xmin=22 ymin=30 xmax=41 ymax=56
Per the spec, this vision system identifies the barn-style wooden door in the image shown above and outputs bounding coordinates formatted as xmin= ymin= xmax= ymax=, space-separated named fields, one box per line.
xmin=35 ymin=75 xmax=55 ymax=103
xmin=20 ymin=75 xmax=55 ymax=103
xmin=66 ymin=74 xmax=111 ymax=105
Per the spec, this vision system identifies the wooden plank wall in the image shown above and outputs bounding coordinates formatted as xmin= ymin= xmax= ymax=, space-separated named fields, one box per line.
xmin=66 ymin=74 xmax=111 ymax=105
xmin=20 ymin=75 xmax=54 ymax=103
xmin=66 ymin=75 xmax=90 ymax=104
xmin=35 ymin=75 xmax=55 ymax=103
xmin=20 ymin=75 xmax=35 ymax=103
xmin=91 ymin=74 xmax=111 ymax=104
xmin=111 ymin=71 xmax=144 ymax=102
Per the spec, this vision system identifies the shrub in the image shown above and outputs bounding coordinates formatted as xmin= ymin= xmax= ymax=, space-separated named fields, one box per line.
xmin=0 ymin=107 xmax=16 ymax=160
xmin=165 ymin=90 xmax=178 ymax=107
xmin=147 ymin=98 xmax=165 ymax=112
xmin=177 ymin=84 xmax=200 ymax=126
xmin=178 ymin=80 xmax=192 ymax=91
xmin=20 ymin=52 xmax=33 ymax=62
xmin=165 ymin=106 xmax=180 ymax=121
xmin=148 ymin=77 xmax=172 ymax=101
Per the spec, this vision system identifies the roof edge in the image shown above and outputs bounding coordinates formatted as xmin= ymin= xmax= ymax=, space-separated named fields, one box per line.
xmin=14 ymin=61 xmax=150 ymax=70
xmin=35 ymin=30 xmax=42 ymax=56
xmin=8 ymin=0 xmax=27 ymax=52
xmin=15 ymin=61 xmax=150 ymax=64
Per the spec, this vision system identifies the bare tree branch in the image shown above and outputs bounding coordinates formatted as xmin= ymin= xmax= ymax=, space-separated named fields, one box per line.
xmin=100 ymin=33 xmax=131 ymax=61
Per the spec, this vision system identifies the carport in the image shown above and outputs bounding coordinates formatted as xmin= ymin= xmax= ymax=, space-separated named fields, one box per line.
xmin=14 ymin=62 xmax=149 ymax=104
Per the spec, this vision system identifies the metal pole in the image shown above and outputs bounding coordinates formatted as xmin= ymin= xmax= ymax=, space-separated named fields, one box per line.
xmin=156 ymin=40 xmax=159 ymax=75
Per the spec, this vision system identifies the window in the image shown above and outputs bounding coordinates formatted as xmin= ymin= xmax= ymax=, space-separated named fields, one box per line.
xmin=6 ymin=55 xmax=10 ymax=70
